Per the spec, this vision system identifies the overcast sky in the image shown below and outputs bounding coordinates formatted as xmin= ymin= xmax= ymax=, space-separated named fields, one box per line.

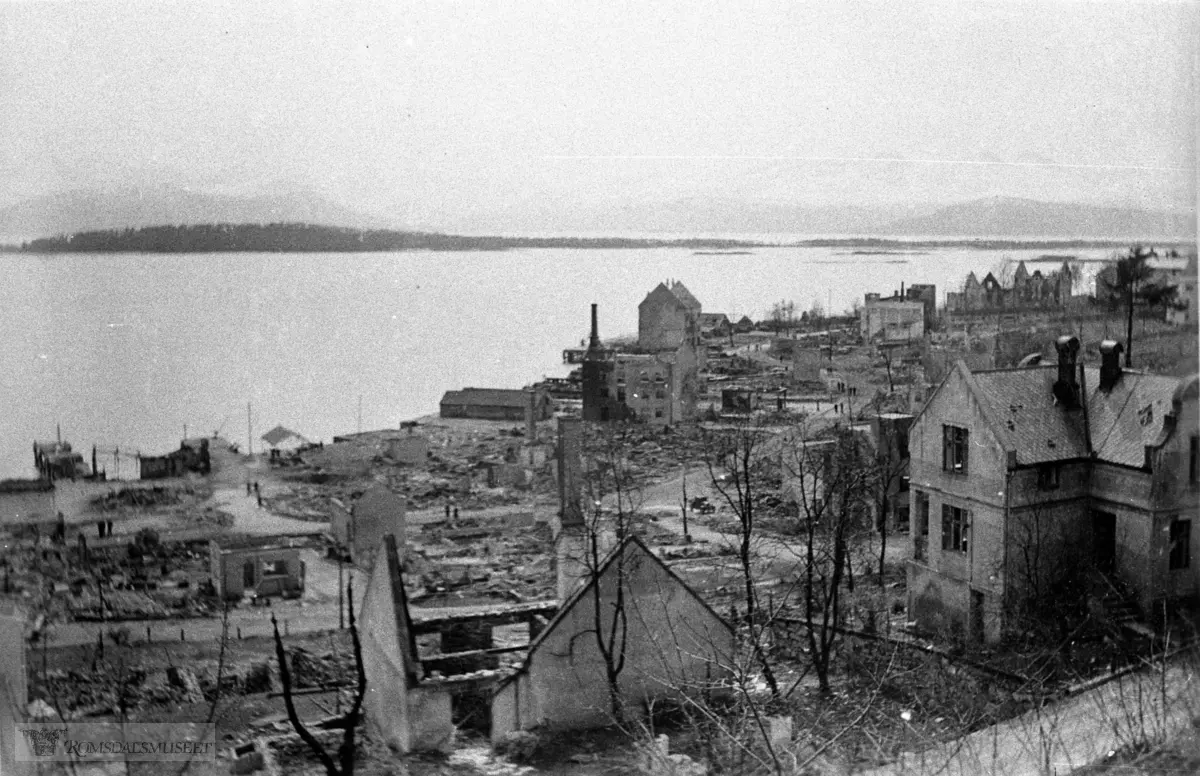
xmin=2 ymin=0 xmax=1196 ymax=221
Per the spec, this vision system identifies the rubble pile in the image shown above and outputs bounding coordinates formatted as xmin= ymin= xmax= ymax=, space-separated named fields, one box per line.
xmin=93 ymin=485 xmax=190 ymax=510
xmin=405 ymin=514 xmax=556 ymax=604
xmin=287 ymin=647 xmax=356 ymax=689
xmin=36 ymin=664 xmax=214 ymax=718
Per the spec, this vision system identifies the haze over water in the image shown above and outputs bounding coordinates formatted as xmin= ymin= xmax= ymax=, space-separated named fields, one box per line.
xmin=0 ymin=245 xmax=1116 ymax=479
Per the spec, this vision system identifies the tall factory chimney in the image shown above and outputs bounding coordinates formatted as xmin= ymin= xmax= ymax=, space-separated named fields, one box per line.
xmin=588 ymin=303 xmax=601 ymax=351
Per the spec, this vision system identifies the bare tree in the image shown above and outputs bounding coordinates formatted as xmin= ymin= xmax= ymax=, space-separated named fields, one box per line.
xmin=769 ymin=300 xmax=797 ymax=335
xmin=705 ymin=421 xmax=781 ymax=700
xmin=808 ymin=299 xmax=825 ymax=328
xmin=271 ymin=579 xmax=367 ymax=776
xmin=879 ymin=345 xmax=896 ymax=392
xmin=781 ymin=427 xmax=873 ymax=694
xmin=869 ymin=421 xmax=909 ymax=593
xmin=568 ymin=423 xmax=648 ymax=722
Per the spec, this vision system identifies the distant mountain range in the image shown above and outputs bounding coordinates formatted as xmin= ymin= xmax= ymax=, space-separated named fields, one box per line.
xmin=879 ymin=196 xmax=1196 ymax=240
xmin=0 ymin=187 xmax=1194 ymax=243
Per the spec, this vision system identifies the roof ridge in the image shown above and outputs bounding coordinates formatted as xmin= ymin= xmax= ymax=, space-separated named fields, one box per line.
xmin=970 ymin=364 xmax=1056 ymax=375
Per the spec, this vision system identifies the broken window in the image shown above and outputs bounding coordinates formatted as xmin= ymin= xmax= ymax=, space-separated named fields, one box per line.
xmin=941 ymin=504 xmax=968 ymax=553
xmin=1170 ymin=519 xmax=1191 ymax=570
xmin=1037 ymin=464 xmax=1060 ymax=490
xmin=942 ymin=425 xmax=968 ymax=474
xmin=262 ymin=559 xmax=289 ymax=576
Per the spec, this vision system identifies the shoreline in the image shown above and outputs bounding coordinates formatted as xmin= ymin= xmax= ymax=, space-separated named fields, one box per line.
xmin=8 ymin=222 xmax=1194 ymax=255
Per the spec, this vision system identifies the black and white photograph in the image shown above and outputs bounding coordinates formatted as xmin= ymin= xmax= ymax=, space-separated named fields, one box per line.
xmin=0 ymin=1 xmax=1197 ymax=773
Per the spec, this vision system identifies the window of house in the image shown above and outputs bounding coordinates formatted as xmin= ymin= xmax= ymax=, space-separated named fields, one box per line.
xmin=941 ymin=504 xmax=968 ymax=553
xmin=898 ymin=430 xmax=910 ymax=459
xmin=1190 ymin=436 xmax=1199 ymax=484
xmin=617 ymin=388 xmax=626 ymax=402
xmin=899 ymin=475 xmax=910 ymax=493
xmin=655 ymin=409 xmax=664 ymax=419
xmin=262 ymin=559 xmax=289 ymax=576
xmin=943 ymin=425 xmax=969 ymax=474
xmin=655 ymin=388 xmax=665 ymax=399
xmin=1037 ymin=464 xmax=1060 ymax=490
xmin=1170 ymin=519 xmax=1191 ymax=570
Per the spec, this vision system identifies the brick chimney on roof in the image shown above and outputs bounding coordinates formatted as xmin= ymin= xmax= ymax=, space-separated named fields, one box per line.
xmin=1099 ymin=340 xmax=1124 ymax=392
xmin=1053 ymin=335 xmax=1081 ymax=408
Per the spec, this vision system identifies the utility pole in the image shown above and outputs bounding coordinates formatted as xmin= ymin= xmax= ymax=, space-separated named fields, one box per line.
xmin=338 ymin=555 xmax=345 ymax=630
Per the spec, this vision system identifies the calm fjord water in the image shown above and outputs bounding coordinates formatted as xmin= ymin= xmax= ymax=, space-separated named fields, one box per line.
xmin=0 ymin=246 xmax=1110 ymax=478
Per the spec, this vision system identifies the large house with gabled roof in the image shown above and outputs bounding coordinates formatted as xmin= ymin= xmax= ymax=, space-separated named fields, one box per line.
xmin=907 ymin=335 xmax=1199 ymax=643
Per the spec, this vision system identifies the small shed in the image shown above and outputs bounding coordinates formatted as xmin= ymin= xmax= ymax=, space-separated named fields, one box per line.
xmin=261 ymin=426 xmax=311 ymax=456
xmin=209 ymin=537 xmax=305 ymax=600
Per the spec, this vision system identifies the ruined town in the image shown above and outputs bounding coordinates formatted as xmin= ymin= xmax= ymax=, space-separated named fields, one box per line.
xmin=1 ymin=252 xmax=1197 ymax=775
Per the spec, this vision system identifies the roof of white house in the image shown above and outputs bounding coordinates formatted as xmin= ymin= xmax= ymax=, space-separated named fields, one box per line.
xmin=261 ymin=425 xmax=308 ymax=446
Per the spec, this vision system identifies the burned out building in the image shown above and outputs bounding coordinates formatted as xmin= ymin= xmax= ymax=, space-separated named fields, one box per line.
xmin=209 ymin=536 xmax=305 ymax=601
xmin=945 ymin=261 xmax=1073 ymax=315
xmin=861 ymin=293 xmax=925 ymax=343
xmin=638 ymin=280 xmax=702 ymax=354
xmin=33 ymin=440 xmax=88 ymax=480
xmin=360 ymin=534 xmax=558 ymax=752
xmin=139 ymin=438 xmax=211 ymax=479
xmin=580 ymin=304 xmax=622 ymax=423
xmin=907 ymin=336 xmax=1199 ymax=643
xmin=330 ymin=481 xmax=407 ymax=567
xmin=578 ymin=301 xmax=697 ymax=426
xmin=491 ymin=535 xmax=735 ymax=738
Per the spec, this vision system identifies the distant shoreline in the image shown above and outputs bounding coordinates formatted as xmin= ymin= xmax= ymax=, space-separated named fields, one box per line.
xmin=5 ymin=222 xmax=1194 ymax=254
